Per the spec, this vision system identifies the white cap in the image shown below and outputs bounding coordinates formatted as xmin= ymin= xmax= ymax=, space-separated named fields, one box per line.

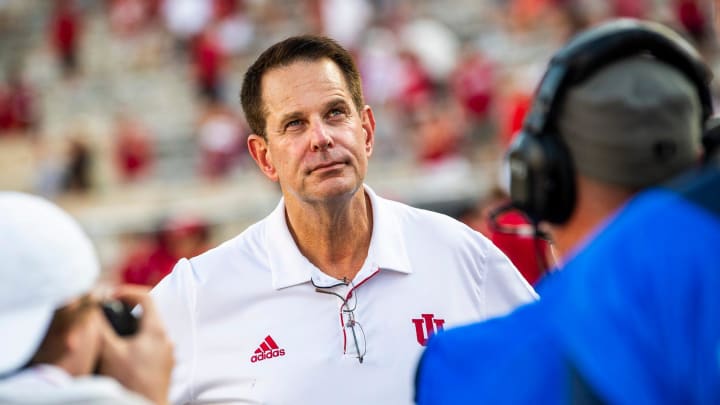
xmin=0 ymin=192 xmax=99 ymax=375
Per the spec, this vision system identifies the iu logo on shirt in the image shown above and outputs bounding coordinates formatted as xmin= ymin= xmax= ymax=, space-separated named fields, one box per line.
xmin=250 ymin=335 xmax=286 ymax=363
xmin=412 ymin=313 xmax=445 ymax=346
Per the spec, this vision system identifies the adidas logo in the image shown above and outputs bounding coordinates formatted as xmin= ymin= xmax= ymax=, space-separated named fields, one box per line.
xmin=250 ymin=335 xmax=286 ymax=363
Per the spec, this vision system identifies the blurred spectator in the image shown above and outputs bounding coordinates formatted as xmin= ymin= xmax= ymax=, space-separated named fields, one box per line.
xmin=119 ymin=215 xmax=210 ymax=287
xmin=399 ymin=18 xmax=460 ymax=83
xmin=395 ymin=49 xmax=434 ymax=117
xmin=495 ymin=66 xmax=542 ymax=148
xmin=161 ymin=0 xmax=211 ymax=58
xmin=0 ymin=68 xmax=37 ymax=136
xmin=62 ymin=135 xmax=93 ymax=193
xmin=450 ymin=45 xmax=496 ymax=141
xmin=674 ymin=0 xmax=708 ymax=45
xmin=413 ymin=99 xmax=467 ymax=166
xmin=317 ymin=0 xmax=373 ymax=50
xmin=192 ymin=25 xmax=226 ymax=103
xmin=106 ymin=0 xmax=168 ymax=70
xmin=478 ymin=187 xmax=552 ymax=285
xmin=113 ymin=113 xmax=154 ymax=182
xmin=212 ymin=0 xmax=255 ymax=56
xmin=357 ymin=27 xmax=404 ymax=106
xmin=499 ymin=90 xmax=532 ymax=147
xmin=49 ymin=0 xmax=82 ymax=78
xmin=197 ymin=101 xmax=246 ymax=179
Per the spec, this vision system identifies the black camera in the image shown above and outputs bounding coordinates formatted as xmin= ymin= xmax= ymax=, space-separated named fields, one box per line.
xmin=100 ymin=300 xmax=139 ymax=336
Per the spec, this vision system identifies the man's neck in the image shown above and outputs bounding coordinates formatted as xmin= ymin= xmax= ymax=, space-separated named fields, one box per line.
xmin=284 ymin=189 xmax=373 ymax=281
xmin=551 ymin=176 xmax=635 ymax=262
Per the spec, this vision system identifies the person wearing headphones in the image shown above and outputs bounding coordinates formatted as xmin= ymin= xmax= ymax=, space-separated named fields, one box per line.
xmin=0 ymin=192 xmax=174 ymax=404
xmin=415 ymin=18 xmax=718 ymax=404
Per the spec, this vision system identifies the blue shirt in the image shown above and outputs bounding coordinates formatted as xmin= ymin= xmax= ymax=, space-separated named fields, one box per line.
xmin=416 ymin=168 xmax=720 ymax=404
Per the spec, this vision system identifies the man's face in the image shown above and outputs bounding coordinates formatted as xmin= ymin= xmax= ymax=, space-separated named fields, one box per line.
xmin=247 ymin=58 xmax=375 ymax=205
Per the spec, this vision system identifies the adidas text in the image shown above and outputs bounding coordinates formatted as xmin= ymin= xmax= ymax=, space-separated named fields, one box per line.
xmin=251 ymin=349 xmax=286 ymax=363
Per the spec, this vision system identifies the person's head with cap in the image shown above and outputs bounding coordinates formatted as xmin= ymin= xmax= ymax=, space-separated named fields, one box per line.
xmin=558 ymin=55 xmax=702 ymax=190
xmin=0 ymin=191 xmax=101 ymax=376
xmin=551 ymin=53 xmax=704 ymax=258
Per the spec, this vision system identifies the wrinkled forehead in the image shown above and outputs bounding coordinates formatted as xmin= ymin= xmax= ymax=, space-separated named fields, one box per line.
xmin=260 ymin=59 xmax=352 ymax=117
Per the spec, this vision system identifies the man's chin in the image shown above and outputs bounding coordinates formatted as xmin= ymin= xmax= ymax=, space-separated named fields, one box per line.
xmin=303 ymin=178 xmax=362 ymax=202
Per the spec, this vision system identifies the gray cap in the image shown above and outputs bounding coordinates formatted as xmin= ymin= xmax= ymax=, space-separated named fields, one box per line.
xmin=558 ymin=56 xmax=702 ymax=188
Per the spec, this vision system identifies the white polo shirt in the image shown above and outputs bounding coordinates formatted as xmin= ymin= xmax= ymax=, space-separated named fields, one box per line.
xmin=0 ymin=365 xmax=151 ymax=404
xmin=152 ymin=185 xmax=537 ymax=404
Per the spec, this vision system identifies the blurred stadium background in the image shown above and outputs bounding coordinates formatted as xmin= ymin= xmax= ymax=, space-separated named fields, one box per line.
xmin=0 ymin=0 xmax=716 ymax=284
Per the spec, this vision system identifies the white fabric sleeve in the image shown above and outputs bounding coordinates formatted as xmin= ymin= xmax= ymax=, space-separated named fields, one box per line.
xmin=481 ymin=240 xmax=539 ymax=319
xmin=150 ymin=258 xmax=198 ymax=405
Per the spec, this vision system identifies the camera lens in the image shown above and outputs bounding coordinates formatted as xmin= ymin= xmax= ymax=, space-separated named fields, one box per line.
xmin=101 ymin=300 xmax=139 ymax=336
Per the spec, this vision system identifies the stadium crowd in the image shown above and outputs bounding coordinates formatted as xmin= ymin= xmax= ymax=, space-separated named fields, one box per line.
xmin=0 ymin=0 xmax=714 ymax=284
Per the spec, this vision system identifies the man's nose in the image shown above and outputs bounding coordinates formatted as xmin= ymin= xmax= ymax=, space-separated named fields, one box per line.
xmin=310 ymin=120 xmax=333 ymax=151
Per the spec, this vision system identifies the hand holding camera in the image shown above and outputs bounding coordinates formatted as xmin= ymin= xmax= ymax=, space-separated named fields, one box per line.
xmin=97 ymin=285 xmax=174 ymax=405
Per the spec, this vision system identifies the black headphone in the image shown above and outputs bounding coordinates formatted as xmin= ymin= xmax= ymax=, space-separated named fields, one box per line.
xmin=507 ymin=18 xmax=713 ymax=225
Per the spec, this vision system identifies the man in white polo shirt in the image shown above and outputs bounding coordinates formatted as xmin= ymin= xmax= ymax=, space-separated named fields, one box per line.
xmin=151 ymin=35 xmax=537 ymax=404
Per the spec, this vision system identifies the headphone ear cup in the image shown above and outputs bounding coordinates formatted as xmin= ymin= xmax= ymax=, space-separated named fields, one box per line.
xmin=507 ymin=130 xmax=548 ymax=221
xmin=508 ymin=129 xmax=576 ymax=224
xmin=540 ymin=130 xmax=576 ymax=224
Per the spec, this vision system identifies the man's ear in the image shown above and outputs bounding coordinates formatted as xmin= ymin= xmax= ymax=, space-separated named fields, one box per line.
xmin=247 ymin=134 xmax=278 ymax=182
xmin=361 ymin=106 xmax=376 ymax=157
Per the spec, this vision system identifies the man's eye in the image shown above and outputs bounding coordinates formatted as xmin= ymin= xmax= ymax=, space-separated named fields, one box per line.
xmin=328 ymin=108 xmax=345 ymax=118
xmin=286 ymin=120 xmax=302 ymax=129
